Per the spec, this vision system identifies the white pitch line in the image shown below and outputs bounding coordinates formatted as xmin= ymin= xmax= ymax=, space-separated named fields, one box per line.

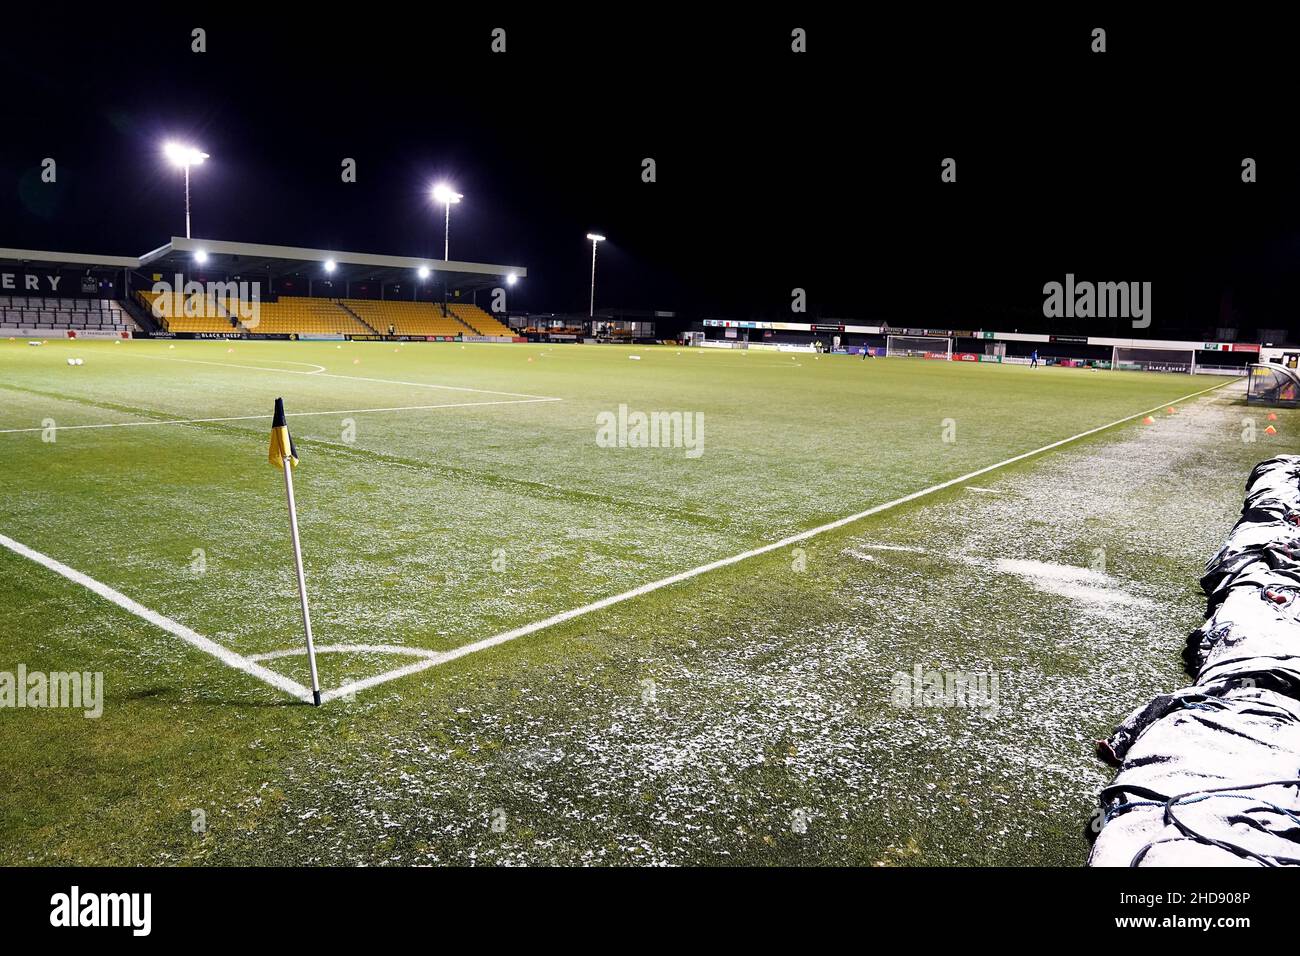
xmin=0 ymin=397 xmax=560 ymax=435
xmin=322 ymin=377 xmax=1237 ymax=703
xmin=0 ymin=532 xmax=313 ymax=703
xmin=316 ymin=371 xmax=556 ymax=401
xmin=249 ymin=643 xmax=439 ymax=663
xmin=129 ymin=353 xmax=560 ymax=401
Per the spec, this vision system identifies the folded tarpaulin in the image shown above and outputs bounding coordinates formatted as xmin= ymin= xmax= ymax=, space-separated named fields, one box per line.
xmin=1090 ymin=686 xmax=1300 ymax=866
xmin=1089 ymin=454 xmax=1300 ymax=867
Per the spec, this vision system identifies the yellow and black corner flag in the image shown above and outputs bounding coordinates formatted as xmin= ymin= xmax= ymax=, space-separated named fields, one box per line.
xmin=269 ymin=395 xmax=319 ymax=704
xmin=268 ymin=397 xmax=299 ymax=468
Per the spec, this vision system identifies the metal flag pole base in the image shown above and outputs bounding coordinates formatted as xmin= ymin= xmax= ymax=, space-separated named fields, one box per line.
xmin=282 ymin=455 xmax=322 ymax=706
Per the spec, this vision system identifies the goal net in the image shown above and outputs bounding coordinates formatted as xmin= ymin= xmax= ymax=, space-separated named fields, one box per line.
xmin=1111 ymin=346 xmax=1195 ymax=374
xmin=886 ymin=335 xmax=952 ymax=359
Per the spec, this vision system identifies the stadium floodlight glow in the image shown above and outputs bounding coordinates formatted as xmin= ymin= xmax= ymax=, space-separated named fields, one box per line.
xmin=194 ymin=249 xmax=208 ymax=265
xmin=432 ymin=183 xmax=462 ymax=205
xmin=586 ymin=233 xmax=606 ymax=317
xmin=324 ymin=259 xmax=337 ymax=274
xmin=418 ymin=266 xmax=431 ymax=280
xmin=164 ymin=143 xmax=208 ymax=168
xmin=431 ymin=183 xmax=463 ymax=261
xmin=506 ymin=273 xmax=518 ymax=286
xmin=163 ymin=142 xmax=208 ymax=240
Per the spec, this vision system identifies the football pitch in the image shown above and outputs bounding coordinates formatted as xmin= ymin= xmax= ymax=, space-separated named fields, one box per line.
xmin=0 ymin=338 xmax=1285 ymax=865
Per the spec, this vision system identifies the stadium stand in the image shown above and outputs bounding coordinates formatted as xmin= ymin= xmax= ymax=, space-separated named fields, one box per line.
xmin=343 ymin=299 xmax=467 ymax=337
xmin=0 ymin=295 xmax=134 ymax=334
xmin=233 ymin=298 xmax=371 ymax=336
xmin=135 ymin=287 xmax=514 ymax=339
xmin=139 ymin=291 xmax=373 ymax=335
xmin=449 ymin=302 xmax=512 ymax=336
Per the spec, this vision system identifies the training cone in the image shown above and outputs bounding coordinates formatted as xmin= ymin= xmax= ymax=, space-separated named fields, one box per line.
xmin=1266 ymin=425 xmax=1278 ymax=435
xmin=1268 ymin=412 xmax=1279 ymax=421
xmin=1142 ymin=416 xmax=1155 ymax=425
xmin=1167 ymin=406 xmax=1177 ymax=414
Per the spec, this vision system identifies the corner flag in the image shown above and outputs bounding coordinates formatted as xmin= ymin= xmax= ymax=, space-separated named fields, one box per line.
xmin=269 ymin=397 xmax=321 ymax=706
xmin=268 ymin=397 xmax=298 ymax=468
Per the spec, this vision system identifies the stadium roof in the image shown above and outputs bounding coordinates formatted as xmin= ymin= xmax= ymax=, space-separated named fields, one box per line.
xmin=0 ymin=247 xmax=139 ymax=269
xmin=1 ymin=237 xmax=527 ymax=289
xmin=139 ymin=237 xmax=526 ymax=289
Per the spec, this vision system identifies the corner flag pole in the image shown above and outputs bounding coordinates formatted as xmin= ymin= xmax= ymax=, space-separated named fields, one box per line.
xmin=282 ymin=458 xmax=321 ymax=706
xmin=269 ymin=397 xmax=322 ymax=706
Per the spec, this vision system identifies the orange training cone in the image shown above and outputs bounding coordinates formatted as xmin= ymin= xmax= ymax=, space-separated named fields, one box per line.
xmin=1142 ymin=416 xmax=1155 ymax=425
xmin=1266 ymin=425 xmax=1278 ymax=435
xmin=1268 ymin=412 xmax=1279 ymax=421
xmin=1167 ymin=406 xmax=1177 ymax=414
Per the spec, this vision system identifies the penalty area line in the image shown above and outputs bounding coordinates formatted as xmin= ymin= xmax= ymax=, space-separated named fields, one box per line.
xmin=0 ymin=532 xmax=313 ymax=704
xmin=323 ymin=377 xmax=1237 ymax=703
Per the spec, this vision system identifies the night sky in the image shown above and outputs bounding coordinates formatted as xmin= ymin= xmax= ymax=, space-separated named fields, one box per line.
xmin=3 ymin=11 xmax=1299 ymax=339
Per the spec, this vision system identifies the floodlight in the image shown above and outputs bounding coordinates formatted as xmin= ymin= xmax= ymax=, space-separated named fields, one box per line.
xmin=194 ymin=250 xmax=208 ymax=265
xmin=432 ymin=184 xmax=463 ymax=260
xmin=587 ymin=233 xmax=607 ymax=317
xmin=163 ymin=141 xmax=209 ymax=239
xmin=164 ymin=142 xmax=208 ymax=168
xmin=432 ymin=183 xmax=463 ymax=205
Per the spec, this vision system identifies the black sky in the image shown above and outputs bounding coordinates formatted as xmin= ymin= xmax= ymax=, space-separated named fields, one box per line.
xmin=3 ymin=10 xmax=1300 ymax=339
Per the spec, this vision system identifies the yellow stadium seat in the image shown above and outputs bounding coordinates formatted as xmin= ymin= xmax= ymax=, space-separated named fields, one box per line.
xmin=342 ymin=300 xmax=466 ymax=337
xmin=448 ymin=303 xmax=513 ymax=337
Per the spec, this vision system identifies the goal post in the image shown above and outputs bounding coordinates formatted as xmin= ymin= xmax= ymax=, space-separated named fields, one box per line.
xmin=1110 ymin=345 xmax=1196 ymax=374
xmin=886 ymin=334 xmax=952 ymax=360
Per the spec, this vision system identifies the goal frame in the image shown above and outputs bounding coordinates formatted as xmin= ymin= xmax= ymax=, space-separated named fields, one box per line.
xmin=886 ymin=334 xmax=953 ymax=360
xmin=1110 ymin=345 xmax=1196 ymax=374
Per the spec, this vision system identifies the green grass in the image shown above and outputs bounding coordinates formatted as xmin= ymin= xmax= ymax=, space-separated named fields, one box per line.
xmin=0 ymin=337 xmax=1283 ymax=864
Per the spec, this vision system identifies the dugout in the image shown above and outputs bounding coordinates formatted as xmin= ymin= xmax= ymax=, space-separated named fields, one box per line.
xmin=1246 ymin=363 xmax=1300 ymax=407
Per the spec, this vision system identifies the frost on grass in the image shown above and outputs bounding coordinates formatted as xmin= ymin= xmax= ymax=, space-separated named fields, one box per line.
xmin=207 ymin=388 xmax=1254 ymax=865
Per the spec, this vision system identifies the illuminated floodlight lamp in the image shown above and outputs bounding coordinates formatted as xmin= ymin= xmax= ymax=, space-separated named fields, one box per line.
xmin=163 ymin=142 xmax=209 ymax=239
xmin=586 ymin=233 xmax=607 ymax=317
xmin=431 ymin=184 xmax=464 ymax=261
